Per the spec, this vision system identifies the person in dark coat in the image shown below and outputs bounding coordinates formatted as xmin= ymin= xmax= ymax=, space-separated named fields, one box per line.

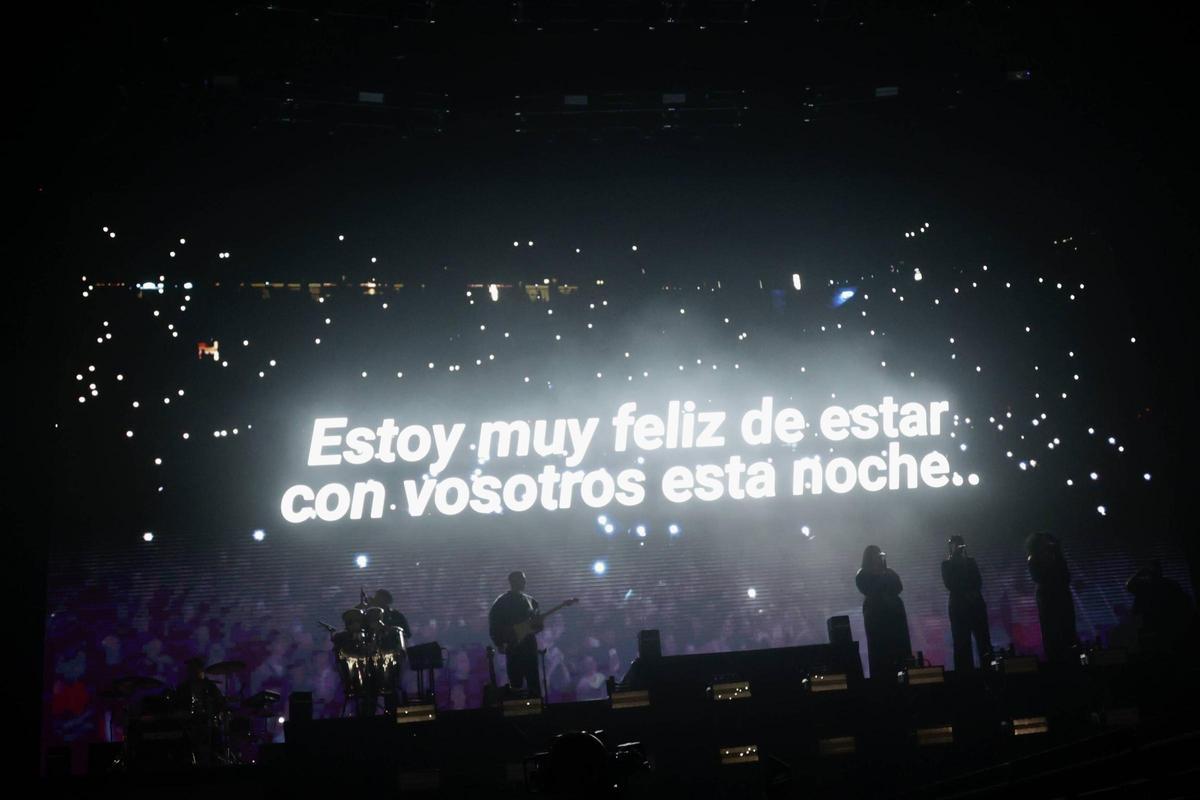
xmin=856 ymin=546 xmax=912 ymax=679
xmin=488 ymin=571 xmax=542 ymax=697
xmin=942 ymin=535 xmax=993 ymax=670
xmin=1026 ymin=533 xmax=1077 ymax=663
xmin=1125 ymin=561 xmax=1199 ymax=657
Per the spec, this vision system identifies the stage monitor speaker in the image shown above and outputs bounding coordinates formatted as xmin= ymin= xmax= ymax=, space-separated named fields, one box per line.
xmin=827 ymin=616 xmax=852 ymax=646
xmin=289 ymin=691 xmax=313 ymax=723
xmin=409 ymin=641 xmax=444 ymax=670
xmin=638 ymin=629 xmax=662 ymax=661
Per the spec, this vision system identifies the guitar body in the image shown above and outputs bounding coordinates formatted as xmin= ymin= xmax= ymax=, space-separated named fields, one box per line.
xmin=493 ymin=598 xmax=579 ymax=653
xmin=509 ymin=616 xmax=543 ymax=645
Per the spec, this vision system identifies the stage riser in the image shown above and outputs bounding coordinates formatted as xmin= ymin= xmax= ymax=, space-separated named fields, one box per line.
xmin=281 ymin=661 xmax=1166 ymax=791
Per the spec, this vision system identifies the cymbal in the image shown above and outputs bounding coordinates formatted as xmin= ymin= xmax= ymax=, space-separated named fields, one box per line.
xmin=112 ymin=675 xmax=165 ymax=692
xmin=204 ymin=660 xmax=247 ymax=675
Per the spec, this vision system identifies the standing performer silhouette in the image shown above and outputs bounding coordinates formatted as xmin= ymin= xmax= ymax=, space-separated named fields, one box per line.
xmin=1026 ymin=533 xmax=1077 ymax=663
xmin=856 ymin=546 xmax=913 ymax=679
xmin=488 ymin=571 xmax=542 ymax=697
xmin=941 ymin=535 xmax=993 ymax=669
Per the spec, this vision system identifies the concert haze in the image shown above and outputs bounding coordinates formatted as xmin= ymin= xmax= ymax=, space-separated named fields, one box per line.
xmin=43 ymin=128 xmax=1188 ymax=749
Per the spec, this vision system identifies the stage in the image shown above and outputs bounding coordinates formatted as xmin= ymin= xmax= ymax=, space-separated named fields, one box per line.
xmin=45 ymin=647 xmax=1200 ymax=798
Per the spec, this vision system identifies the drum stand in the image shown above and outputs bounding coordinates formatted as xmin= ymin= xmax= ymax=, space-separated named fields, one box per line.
xmin=413 ymin=664 xmax=435 ymax=703
xmin=210 ymin=670 xmax=241 ymax=765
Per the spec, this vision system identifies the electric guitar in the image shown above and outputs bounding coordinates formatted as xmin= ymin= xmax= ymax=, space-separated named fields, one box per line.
xmin=494 ymin=598 xmax=579 ymax=652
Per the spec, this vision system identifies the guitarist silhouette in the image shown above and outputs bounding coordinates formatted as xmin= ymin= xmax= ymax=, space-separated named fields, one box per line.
xmin=488 ymin=571 xmax=579 ymax=698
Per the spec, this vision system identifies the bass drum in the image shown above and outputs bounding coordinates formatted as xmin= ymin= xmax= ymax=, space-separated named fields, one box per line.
xmin=332 ymin=630 xmax=367 ymax=696
xmin=379 ymin=625 xmax=406 ymax=656
xmin=375 ymin=626 xmax=407 ymax=691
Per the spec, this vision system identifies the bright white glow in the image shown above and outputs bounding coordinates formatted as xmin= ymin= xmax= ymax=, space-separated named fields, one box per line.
xmin=747 ymin=588 xmax=757 ymax=599
xmin=597 ymin=515 xmax=607 ymax=525
xmin=792 ymin=273 xmax=802 ymax=290
xmin=355 ymin=554 xmax=369 ymax=569
xmin=635 ymin=525 xmax=647 ymax=537
xmin=142 ymin=532 xmax=154 ymax=542
xmin=592 ymin=560 xmax=607 ymax=575
xmin=1097 ymin=505 xmax=1107 ymax=516
xmin=252 ymin=529 xmax=265 ymax=541
xmin=668 ymin=524 xmax=680 ymax=535
xmin=604 ymin=524 xmax=615 ymax=534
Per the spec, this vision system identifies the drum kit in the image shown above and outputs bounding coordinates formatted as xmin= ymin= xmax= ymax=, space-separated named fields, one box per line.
xmin=325 ymin=597 xmax=407 ymax=717
xmin=99 ymin=660 xmax=282 ymax=770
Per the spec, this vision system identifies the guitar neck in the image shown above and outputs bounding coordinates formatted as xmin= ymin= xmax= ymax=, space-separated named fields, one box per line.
xmin=538 ymin=602 xmax=571 ymax=619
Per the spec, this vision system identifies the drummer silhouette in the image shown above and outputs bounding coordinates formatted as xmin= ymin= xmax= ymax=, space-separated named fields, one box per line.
xmin=333 ymin=591 xmax=409 ymax=716
xmin=177 ymin=657 xmax=225 ymax=764
xmin=370 ymin=589 xmax=411 ymax=637
xmin=178 ymin=657 xmax=224 ymax=711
